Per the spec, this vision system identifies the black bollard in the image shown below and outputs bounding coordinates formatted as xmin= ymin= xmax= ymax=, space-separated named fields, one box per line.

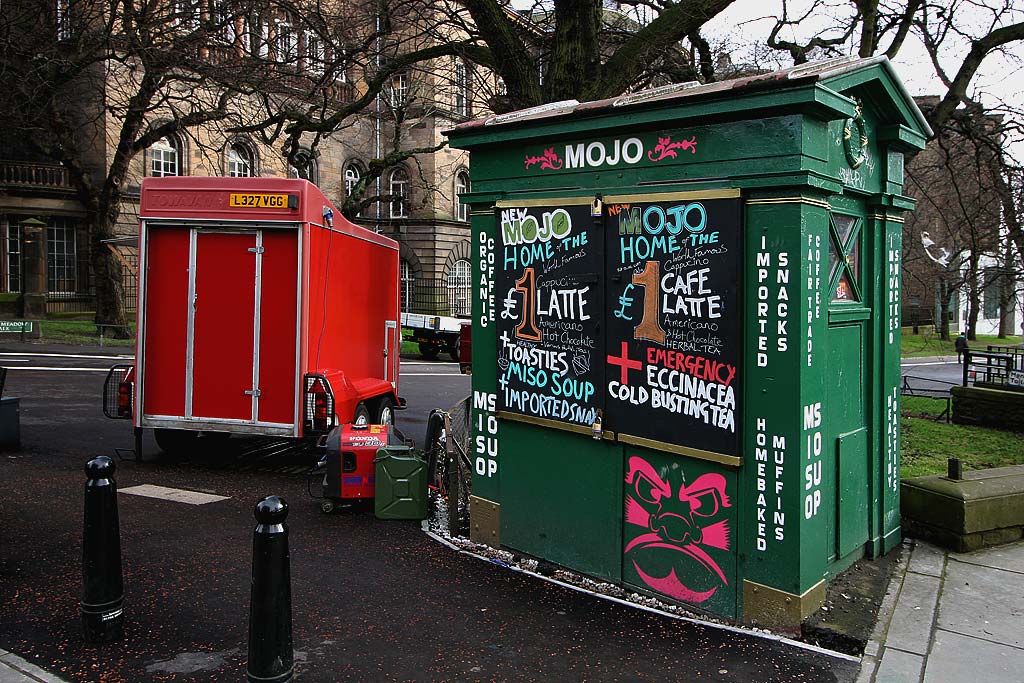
xmin=246 ymin=496 xmax=293 ymax=683
xmin=81 ymin=456 xmax=124 ymax=643
xmin=948 ymin=457 xmax=963 ymax=480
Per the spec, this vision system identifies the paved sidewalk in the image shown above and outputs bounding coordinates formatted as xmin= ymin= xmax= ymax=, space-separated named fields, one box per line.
xmin=859 ymin=539 xmax=1024 ymax=682
xmin=0 ymin=650 xmax=66 ymax=683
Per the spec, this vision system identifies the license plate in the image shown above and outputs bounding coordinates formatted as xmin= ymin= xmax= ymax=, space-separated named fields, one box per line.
xmin=229 ymin=193 xmax=288 ymax=208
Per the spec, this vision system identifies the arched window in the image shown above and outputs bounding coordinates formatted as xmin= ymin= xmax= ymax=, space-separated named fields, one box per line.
xmin=400 ymin=259 xmax=414 ymax=312
xmin=454 ymin=171 xmax=470 ymax=222
xmin=150 ymin=136 xmax=181 ymax=177
xmin=343 ymin=161 xmax=364 ymax=215
xmin=447 ymin=258 xmax=471 ymax=317
xmin=289 ymin=150 xmax=318 ymax=185
xmin=227 ymin=142 xmax=255 ymax=177
xmin=389 ymin=168 xmax=408 ymax=218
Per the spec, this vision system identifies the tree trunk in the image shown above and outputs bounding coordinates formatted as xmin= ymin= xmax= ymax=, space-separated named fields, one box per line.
xmin=90 ymin=218 xmax=130 ymax=337
xmin=966 ymin=278 xmax=980 ymax=341
xmin=937 ymin=284 xmax=951 ymax=341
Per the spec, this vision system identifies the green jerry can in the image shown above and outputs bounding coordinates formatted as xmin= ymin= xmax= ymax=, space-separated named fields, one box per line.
xmin=374 ymin=446 xmax=429 ymax=520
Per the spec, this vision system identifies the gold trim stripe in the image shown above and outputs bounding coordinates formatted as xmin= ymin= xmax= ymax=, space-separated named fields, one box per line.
xmin=496 ymin=410 xmax=616 ymax=441
xmin=746 ymin=196 xmax=831 ymax=209
xmin=604 ymin=189 xmax=741 ymax=204
xmin=867 ymin=213 xmax=905 ymax=223
xmin=618 ymin=433 xmax=741 ymax=467
xmin=495 ymin=196 xmax=596 ymax=208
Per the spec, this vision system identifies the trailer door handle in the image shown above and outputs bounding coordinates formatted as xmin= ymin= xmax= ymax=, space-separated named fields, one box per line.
xmin=245 ymin=389 xmax=262 ymax=397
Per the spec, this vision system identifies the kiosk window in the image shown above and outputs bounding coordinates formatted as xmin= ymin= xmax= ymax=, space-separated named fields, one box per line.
xmin=829 ymin=213 xmax=861 ymax=302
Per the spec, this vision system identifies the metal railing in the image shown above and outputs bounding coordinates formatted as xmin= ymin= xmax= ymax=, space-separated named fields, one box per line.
xmin=402 ymin=278 xmax=471 ymax=318
xmin=46 ymin=291 xmax=96 ymax=314
xmin=900 ymin=375 xmax=953 ymax=422
xmin=962 ymin=350 xmax=1021 ymax=390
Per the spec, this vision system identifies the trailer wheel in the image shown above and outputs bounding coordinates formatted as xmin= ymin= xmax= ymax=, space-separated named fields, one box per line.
xmin=375 ymin=397 xmax=395 ymax=425
xmin=418 ymin=343 xmax=440 ymax=360
xmin=353 ymin=402 xmax=371 ymax=426
xmin=154 ymin=428 xmax=198 ymax=456
xmin=320 ymin=499 xmax=336 ymax=514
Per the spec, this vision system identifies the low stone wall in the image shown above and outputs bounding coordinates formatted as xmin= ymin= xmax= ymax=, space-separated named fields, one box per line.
xmin=901 ymin=465 xmax=1024 ymax=552
xmin=951 ymin=385 xmax=1024 ymax=431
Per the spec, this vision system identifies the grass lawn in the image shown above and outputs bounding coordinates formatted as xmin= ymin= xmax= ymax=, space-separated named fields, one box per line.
xmin=900 ymin=396 xmax=1024 ymax=478
xmin=38 ymin=319 xmax=136 ymax=347
xmin=901 ymin=327 xmax=1022 ymax=357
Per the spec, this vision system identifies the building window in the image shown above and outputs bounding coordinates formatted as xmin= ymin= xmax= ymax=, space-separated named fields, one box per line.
xmin=447 ymin=259 xmax=471 ymax=317
xmin=454 ymin=171 xmax=470 ymax=222
xmin=48 ymin=218 xmax=77 ymax=293
xmin=289 ymin=151 xmax=318 ymax=185
xmin=6 ymin=218 xmax=21 ymax=292
xmin=304 ymin=31 xmax=324 ymax=74
xmin=227 ymin=142 xmax=255 ymax=177
xmin=56 ymin=0 xmax=71 ymax=40
xmin=389 ymin=72 xmax=408 ymax=108
xmin=344 ymin=162 xmax=362 ymax=197
xmin=211 ymin=1 xmax=238 ymax=45
xmin=276 ymin=21 xmax=296 ymax=61
xmin=389 ymin=168 xmax=408 ymax=218
xmin=400 ymin=259 xmax=414 ymax=312
xmin=150 ymin=136 xmax=181 ymax=177
xmin=174 ymin=0 xmax=199 ymax=30
xmin=454 ymin=60 xmax=469 ymax=116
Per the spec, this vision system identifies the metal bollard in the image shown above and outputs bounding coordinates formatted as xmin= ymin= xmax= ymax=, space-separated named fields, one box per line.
xmin=948 ymin=457 xmax=963 ymax=480
xmin=81 ymin=456 xmax=124 ymax=643
xmin=246 ymin=496 xmax=293 ymax=683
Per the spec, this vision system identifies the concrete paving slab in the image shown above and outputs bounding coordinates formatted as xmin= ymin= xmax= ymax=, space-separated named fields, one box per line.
xmin=951 ymin=540 xmax=1024 ymax=574
xmin=884 ymin=572 xmax=941 ymax=655
xmin=0 ymin=654 xmax=67 ymax=683
xmin=874 ymin=648 xmax=924 ymax=683
xmin=924 ymin=629 xmax=1024 ymax=683
xmin=907 ymin=542 xmax=945 ymax=577
xmin=937 ymin=559 xmax=1024 ymax=647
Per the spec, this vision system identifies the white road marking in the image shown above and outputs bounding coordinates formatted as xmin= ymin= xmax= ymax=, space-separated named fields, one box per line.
xmin=901 ymin=361 xmax=957 ymax=368
xmin=6 ymin=367 xmax=110 ymax=372
xmin=400 ymin=372 xmax=465 ymax=377
xmin=119 ymin=484 xmax=228 ymax=505
xmin=0 ymin=352 xmax=133 ymax=360
xmin=401 ymin=361 xmax=457 ymax=366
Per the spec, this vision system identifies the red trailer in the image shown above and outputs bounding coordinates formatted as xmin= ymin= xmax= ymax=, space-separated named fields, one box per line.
xmin=104 ymin=176 xmax=402 ymax=456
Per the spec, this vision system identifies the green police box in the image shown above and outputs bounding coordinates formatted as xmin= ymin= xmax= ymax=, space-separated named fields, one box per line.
xmin=446 ymin=56 xmax=930 ymax=627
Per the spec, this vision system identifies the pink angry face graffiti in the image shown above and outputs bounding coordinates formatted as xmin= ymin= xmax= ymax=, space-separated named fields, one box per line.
xmin=624 ymin=456 xmax=731 ymax=603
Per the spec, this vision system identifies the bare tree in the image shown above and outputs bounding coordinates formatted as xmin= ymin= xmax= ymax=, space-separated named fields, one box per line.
xmin=0 ymin=0 xmax=326 ymax=332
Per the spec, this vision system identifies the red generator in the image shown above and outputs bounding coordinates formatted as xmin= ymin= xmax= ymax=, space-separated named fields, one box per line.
xmin=319 ymin=424 xmax=404 ymax=512
xmin=103 ymin=176 xmax=403 ymax=458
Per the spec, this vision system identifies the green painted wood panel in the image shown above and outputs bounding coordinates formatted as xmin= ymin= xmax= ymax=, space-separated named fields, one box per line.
xmin=500 ymin=422 xmax=623 ymax=581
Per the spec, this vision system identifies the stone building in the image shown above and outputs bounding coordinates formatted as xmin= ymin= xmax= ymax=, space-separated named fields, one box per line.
xmin=0 ymin=0 xmax=490 ymax=320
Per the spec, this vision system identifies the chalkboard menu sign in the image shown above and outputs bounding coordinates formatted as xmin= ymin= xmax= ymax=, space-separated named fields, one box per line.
xmin=603 ymin=193 xmax=743 ymax=457
xmin=495 ymin=191 xmax=743 ymax=460
xmin=495 ymin=199 xmax=605 ymax=429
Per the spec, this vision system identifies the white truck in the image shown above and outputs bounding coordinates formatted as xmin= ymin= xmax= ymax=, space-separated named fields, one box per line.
xmin=401 ymin=312 xmax=466 ymax=361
